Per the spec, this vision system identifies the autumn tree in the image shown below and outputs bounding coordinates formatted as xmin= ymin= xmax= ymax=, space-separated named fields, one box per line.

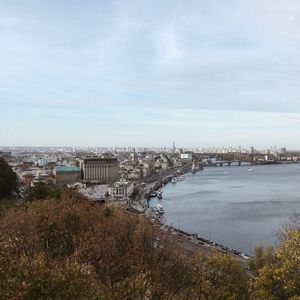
xmin=248 ymin=245 xmax=275 ymax=275
xmin=251 ymin=228 xmax=300 ymax=299
xmin=0 ymin=189 xmax=252 ymax=299
xmin=27 ymin=183 xmax=62 ymax=201
xmin=0 ymin=157 xmax=17 ymax=199
xmin=0 ymin=191 xmax=192 ymax=299
xmin=190 ymin=252 xmax=250 ymax=300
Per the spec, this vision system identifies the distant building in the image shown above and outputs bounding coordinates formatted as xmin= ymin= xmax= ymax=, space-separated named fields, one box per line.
xmin=37 ymin=158 xmax=48 ymax=167
xmin=127 ymin=168 xmax=142 ymax=180
xmin=20 ymin=173 xmax=36 ymax=186
xmin=0 ymin=151 xmax=11 ymax=159
xmin=279 ymin=147 xmax=287 ymax=155
xmin=47 ymin=161 xmax=57 ymax=170
xmin=142 ymin=161 xmax=155 ymax=177
xmin=172 ymin=141 xmax=176 ymax=154
xmin=180 ymin=153 xmax=192 ymax=160
xmin=54 ymin=166 xmax=81 ymax=186
xmin=22 ymin=161 xmax=35 ymax=169
xmin=130 ymin=148 xmax=139 ymax=166
xmin=80 ymin=157 xmax=119 ymax=183
xmin=108 ymin=180 xmax=134 ymax=198
xmin=264 ymin=154 xmax=277 ymax=161
xmin=79 ymin=184 xmax=109 ymax=202
xmin=31 ymin=171 xmax=47 ymax=187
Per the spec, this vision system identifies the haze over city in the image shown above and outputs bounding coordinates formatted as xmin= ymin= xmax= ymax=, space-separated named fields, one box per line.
xmin=2 ymin=0 xmax=300 ymax=147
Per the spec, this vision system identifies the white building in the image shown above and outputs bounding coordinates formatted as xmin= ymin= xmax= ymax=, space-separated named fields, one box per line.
xmin=37 ymin=158 xmax=48 ymax=166
xmin=79 ymin=185 xmax=109 ymax=202
xmin=108 ymin=180 xmax=134 ymax=198
xmin=180 ymin=153 xmax=192 ymax=160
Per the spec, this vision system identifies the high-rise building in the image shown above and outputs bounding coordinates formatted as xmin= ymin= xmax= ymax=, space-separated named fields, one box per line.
xmin=80 ymin=157 xmax=119 ymax=183
xmin=279 ymin=147 xmax=287 ymax=155
xmin=172 ymin=141 xmax=176 ymax=154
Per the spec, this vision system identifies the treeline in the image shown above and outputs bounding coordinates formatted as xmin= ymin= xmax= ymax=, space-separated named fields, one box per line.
xmin=0 ymin=187 xmax=300 ymax=299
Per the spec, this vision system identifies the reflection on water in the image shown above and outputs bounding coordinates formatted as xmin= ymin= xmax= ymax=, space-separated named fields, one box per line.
xmin=152 ymin=164 xmax=300 ymax=255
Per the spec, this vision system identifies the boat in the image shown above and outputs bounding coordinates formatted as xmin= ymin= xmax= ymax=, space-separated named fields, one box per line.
xmin=149 ymin=191 xmax=157 ymax=198
xmin=191 ymin=160 xmax=198 ymax=173
xmin=155 ymin=204 xmax=164 ymax=214
xmin=171 ymin=177 xmax=177 ymax=183
xmin=152 ymin=204 xmax=164 ymax=214
xmin=240 ymin=253 xmax=250 ymax=260
xmin=247 ymin=168 xmax=254 ymax=172
xmin=152 ymin=207 xmax=160 ymax=214
xmin=157 ymin=191 xmax=163 ymax=199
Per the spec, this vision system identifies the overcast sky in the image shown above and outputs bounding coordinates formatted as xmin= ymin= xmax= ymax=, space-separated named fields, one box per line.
xmin=1 ymin=0 xmax=300 ymax=148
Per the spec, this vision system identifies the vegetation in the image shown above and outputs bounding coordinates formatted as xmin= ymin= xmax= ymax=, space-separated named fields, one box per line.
xmin=27 ymin=183 xmax=62 ymax=201
xmin=0 ymin=157 xmax=17 ymax=200
xmin=248 ymin=245 xmax=275 ymax=275
xmin=0 ymin=190 xmax=249 ymax=299
xmin=250 ymin=228 xmax=300 ymax=299
xmin=0 ymin=188 xmax=299 ymax=299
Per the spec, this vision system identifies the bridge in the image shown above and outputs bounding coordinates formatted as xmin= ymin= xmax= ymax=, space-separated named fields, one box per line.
xmin=208 ymin=160 xmax=242 ymax=167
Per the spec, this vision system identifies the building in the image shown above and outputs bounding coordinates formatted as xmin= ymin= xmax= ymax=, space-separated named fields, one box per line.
xmin=78 ymin=184 xmax=109 ymax=202
xmin=20 ymin=172 xmax=36 ymax=186
xmin=22 ymin=161 xmax=35 ymax=169
xmin=108 ymin=180 xmax=134 ymax=198
xmin=31 ymin=171 xmax=47 ymax=187
xmin=37 ymin=158 xmax=48 ymax=166
xmin=54 ymin=166 xmax=81 ymax=186
xmin=249 ymin=146 xmax=255 ymax=155
xmin=180 ymin=153 xmax=192 ymax=160
xmin=264 ymin=154 xmax=277 ymax=161
xmin=80 ymin=157 xmax=119 ymax=183
xmin=279 ymin=147 xmax=287 ymax=155
xmin=130 ymin=148 xmax=139 ymax=166
xmin=127 ymin=168 xmax=142 ymax=180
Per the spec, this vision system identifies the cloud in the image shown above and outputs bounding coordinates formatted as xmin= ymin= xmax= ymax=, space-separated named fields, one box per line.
xmin=2 ymin=1 xmax=300 ymax=112
xmin=2 ymin=0 xmax=300 ymax=146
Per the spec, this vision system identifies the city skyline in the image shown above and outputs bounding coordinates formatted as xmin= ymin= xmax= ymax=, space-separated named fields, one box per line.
xmin=0 ymin=144 xmax=293 ymax=153
xmin=2 ymin=1 xmax=300 ymax=147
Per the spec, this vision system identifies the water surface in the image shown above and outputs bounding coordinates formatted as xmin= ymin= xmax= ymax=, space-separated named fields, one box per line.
xmin=151 ymin=164 xmax=300 ymax=254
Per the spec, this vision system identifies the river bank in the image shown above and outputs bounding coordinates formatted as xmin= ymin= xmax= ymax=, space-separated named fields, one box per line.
xmin=130 ymin=162 xmax=300 ymax=258
xmin=152 ymin=163 xmax=300 ymax=255
xmin=128 ymin=165 xmax=251 ymax=262
xmin=126 ymin=200 xmax=250 ymax=266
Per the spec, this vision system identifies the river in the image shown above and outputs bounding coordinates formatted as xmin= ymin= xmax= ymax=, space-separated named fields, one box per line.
xmin=150 ymin=164 xmax=300 ymax=255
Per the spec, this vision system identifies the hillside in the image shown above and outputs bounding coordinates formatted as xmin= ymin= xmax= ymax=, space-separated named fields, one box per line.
xmin=0 ymin=157 xmax=17 ymax=200
xmin=0 ymin=188 xmax=299 ymax=299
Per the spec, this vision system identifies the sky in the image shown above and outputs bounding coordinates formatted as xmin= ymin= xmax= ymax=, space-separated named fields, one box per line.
xmin=1 ymin=0 xmax=300 ymax=148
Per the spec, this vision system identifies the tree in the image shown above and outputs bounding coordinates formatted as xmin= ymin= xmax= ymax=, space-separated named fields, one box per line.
xmin=191 ymin=252 xmax=250 ymax=300
xmin=251 ymin=228 xmax=300 ymax=299
xmin=0 ymin=190 xmax=251 ymax=299
xmin=248 ymin=245 xmax=275 ymax=275
xmin=27 ymin=183 xmax=62 ymax=201
xmin=0 ymin=157 xmax=17 ymax=199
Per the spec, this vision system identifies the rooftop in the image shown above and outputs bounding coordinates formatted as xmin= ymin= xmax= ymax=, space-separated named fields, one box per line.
xmin=55 ymin=166 xmax=80 ymax=172
xmin=82 ymin=157 xmax=118 ymax=162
